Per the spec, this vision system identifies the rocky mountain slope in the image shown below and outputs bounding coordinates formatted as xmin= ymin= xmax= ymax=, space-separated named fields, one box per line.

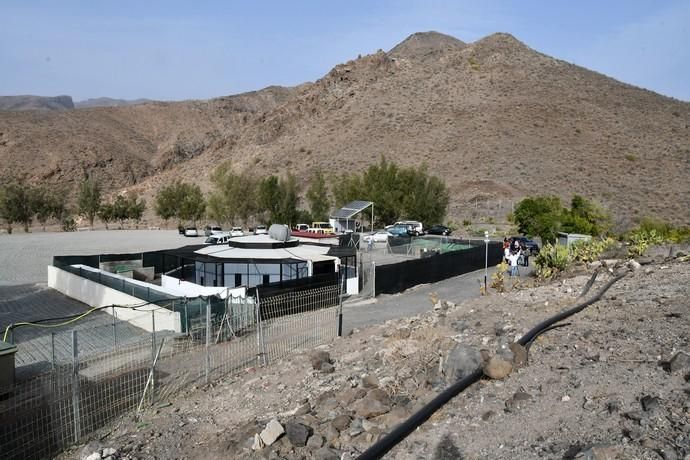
xmin=75 ymin=98 xmax=153 ymax=109
xmin=0 ymin=95 xmax=74 ymax=111
xmin=1 ymin=32 xmax=688 ymax=226
xmin=60 ymin=250 xmax=690 ymax=459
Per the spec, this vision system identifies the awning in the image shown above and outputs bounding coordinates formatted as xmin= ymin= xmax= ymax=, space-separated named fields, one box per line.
xmin=330 ymin=200 xmax=373 ymax=219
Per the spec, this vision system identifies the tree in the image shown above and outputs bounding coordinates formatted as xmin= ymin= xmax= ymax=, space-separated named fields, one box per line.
xmin=306 ymin=170 xmax=331 ymax=221
xmin=0 ymin=183 xmax=33 ymax=233
xmin=98 ymin=202 xmax=114 ymax=230
xmin=78 ymin=178 xmax=101 ymax=228
xmin=331 ymin=158 xmax=449 ymax=227
xmin=127 ymin=193 xmax=146 ymax=227
xmin=207 ymin=164 xmax=256 ymax=225
xmin=563 ymin=195 xmax=610 ymax=236
xmin=31 ymin=186 xmax=51 ymax=231
xmin=178 ymin=185 xmax=204 ymax=225
xmin=277 ymin=174 xmax=299 ymax=227
xmin=256 ymin=175 xmax=281 ymax=224
xmin=512 ymin=195 xmax=563 ymax=243
xmin=111 ymin=195 xmax=130 ymax=229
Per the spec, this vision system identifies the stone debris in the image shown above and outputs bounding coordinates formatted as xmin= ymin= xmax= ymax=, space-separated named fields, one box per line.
xmin=259 ymin=419 xmax=284 ymax=446
xmin=668 ymin=351 xmax=690 ymax=373
xmin=285 ymin=421 xmax=311 ymax=447
xmin=483 ymin=356 xmax=513 ymax=380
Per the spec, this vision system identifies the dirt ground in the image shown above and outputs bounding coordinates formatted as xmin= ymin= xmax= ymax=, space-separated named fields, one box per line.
xmin=61 ymin=250 xmax=690 ymax=460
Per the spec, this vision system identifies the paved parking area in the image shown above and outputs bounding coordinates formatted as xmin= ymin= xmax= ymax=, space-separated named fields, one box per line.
xmin=0 ymin=229 xmax=195 ymax=286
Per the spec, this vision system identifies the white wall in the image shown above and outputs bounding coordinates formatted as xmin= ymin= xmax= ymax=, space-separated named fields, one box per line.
xmin=346 ymin=276 xmax=359 ymax=295
xmin=161 ymin=275 xmax=246 ymax=299
xmin=47 ymin=266 xmax=181 ymax=333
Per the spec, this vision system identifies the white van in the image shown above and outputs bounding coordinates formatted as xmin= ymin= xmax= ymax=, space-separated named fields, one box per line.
xmin=204 ymin=233 xmax=231 ymax=245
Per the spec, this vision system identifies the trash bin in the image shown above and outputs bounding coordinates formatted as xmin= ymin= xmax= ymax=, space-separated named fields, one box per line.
xmin=0 ymin=340 xmax=18 ymax=393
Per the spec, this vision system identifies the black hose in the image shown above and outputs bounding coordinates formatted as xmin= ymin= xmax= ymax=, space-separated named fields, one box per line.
xmin=357 ymin=270 xmax=627 ymax=459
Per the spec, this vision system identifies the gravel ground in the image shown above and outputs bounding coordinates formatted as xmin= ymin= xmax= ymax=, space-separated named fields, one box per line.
xmin=0 ymin=230 xmax=196 ymax=286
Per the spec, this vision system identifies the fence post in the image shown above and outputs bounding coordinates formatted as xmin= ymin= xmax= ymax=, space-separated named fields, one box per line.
xmin=205 ymin=298 xmax=211 ymax=384
xmin=51 ymin=332 xmax=56 ymax=371
xmin=371 ymin=260 xmax=376 ymax=298
xmin=71 ymin=330 xmax=81 ymax=443
xmin=338 ymin=273 xmax=345 ymax=337
xmin=184 ymin=297 xmax=189 ymax=335
xmin=255 ymin=291 xmax=267 ymax=366
xmin=150 ymin=310 xmax=157 ymax=405
xmin=112 ymin=306 xmax=117 ymax=347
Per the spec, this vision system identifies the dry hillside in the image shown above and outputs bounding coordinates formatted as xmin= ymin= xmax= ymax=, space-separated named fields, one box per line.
xmin=1 ymin=32 xmax=688 ymax=227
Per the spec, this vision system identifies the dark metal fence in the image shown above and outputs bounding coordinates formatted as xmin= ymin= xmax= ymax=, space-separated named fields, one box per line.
xmin=374 ymin=241 xmax=503 ymax=295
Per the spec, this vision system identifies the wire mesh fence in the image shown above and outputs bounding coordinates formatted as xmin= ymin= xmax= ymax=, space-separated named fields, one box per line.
xmin=0 ymin=285 xmax=340 ymax=460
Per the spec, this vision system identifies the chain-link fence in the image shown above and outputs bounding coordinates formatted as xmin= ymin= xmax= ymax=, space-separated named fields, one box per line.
xmin=0 ymin=284 xmax=341 ymax=460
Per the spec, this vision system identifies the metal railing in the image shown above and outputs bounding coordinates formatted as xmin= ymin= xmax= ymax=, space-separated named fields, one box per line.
xmin=0 ymin=283 xmax=340 ymax=460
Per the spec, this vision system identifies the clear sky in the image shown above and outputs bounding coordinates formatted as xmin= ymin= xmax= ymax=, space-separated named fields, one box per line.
xmin=1 ymin=1 xmax=688 ymax=102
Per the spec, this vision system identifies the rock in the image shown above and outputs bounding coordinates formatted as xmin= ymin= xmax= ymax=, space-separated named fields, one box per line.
xmin=320 ymin=362 xmax=335 ymax=373
xmin=331 ymin=414 xmax=351 ymax=432
xmin=451 ymin=320 xmax=470 ymax=333
xmin=349 ymin=417 xmax=364 ymax=436
xmin=335 ymin=387 xmax=366 ymax=406
xmin=85 ymin=453 xmax=101 ymax=460
xmin=429 ymin=292 xmax=440 ymax=306
xmin=641 ymin=395 xmax=660 ymax=412
xmin=285 ymin=421 xmax=311 ymax=447
xmin=602 ymin=259 xmax=619 ymax=268
xmin=481 ymin=411 xmax=496 ymax=421
xmin=307 ymin=434 xmax=324 ymax=449
xmin=102 ymin=448 xmax=116 ymax=457
xmin=669 ymin=351 xmax=690 ymax=373
xmin=432 ymin=434 xmax=463 ymax=459
xmin=314 ymin=447 xmax=341 ymax=460
xmin=80 ymin=442 xmax=102 ymax=460
xmin=575 ymin=444 xmax=621 ymax=459
xmin=362 ymin=374 xmax=379 ymax=389
xmin=251 ymin=433 xmax=265 ymax=450
xmin=352 ymin=389 xmax=391 ymax=418
xmin=628 ymin=259 xmax=642 ymax=271
xmin=260 ymin=419 xmax=284 ymax=446
xmin=310 ymin=350 xmax=331 ymax=370
xmin=483 ymin=356 xmax=513 ymax=380
xmin=509 ymin=343 xmax=528 ymax=368
xmin=361 ymin=418 xmax=378 ymax=432
xmin=589 ymin=261 xmax=602 ymax=269
xmin=323 ymin=425 xmax=340 ymax=444
xmin=443 ymin=344 xmax=482 ymax=382
xmin=505 ymin=392 xmax=532 ymax=412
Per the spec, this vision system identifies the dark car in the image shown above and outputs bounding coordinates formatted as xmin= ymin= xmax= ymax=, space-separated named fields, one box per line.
xmin=512 ymin=236 xmax=540 ymax=255
xmin=427 ymin=225 xmax=452 ymax=236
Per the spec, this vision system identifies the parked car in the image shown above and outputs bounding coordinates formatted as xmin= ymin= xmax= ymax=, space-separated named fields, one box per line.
xmin=387 ymin=225 xmax=414 ymax=237
xmin=204 ymin=234 xmax=231 ymax=245
xmin=385 ymin=221 xmax=424 ymax=236
xmin=254 ymin=225 xmax=268 ymax=235
xmin=310 ymin=222 xmax=335 ymax=234
xmin=184 ymin=227 xmax=199 ymax=237
xmin=512 ymin=236 xmax=540 ymax=255
xmin=204 ymin=225 xmax=223 ymax=236
xmin=427 ymin=224 xmax=452 ymax=236
xmin=362 ymin=230 xmax=393 ymax=243
xmin=178 ymin=225 xmax=185 ymax=235
xmin=294 ymin=223 xmax=310 ymax=232
xmin=230 ymin=227 xmax=244 ymax=237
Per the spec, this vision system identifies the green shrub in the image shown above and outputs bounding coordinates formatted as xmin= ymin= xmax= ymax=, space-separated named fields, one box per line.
xmin=570 ymin=237 xmax=616 ymax=264
xmin=61 ymin=217 xmax=77 ymax=232
xmin=628 ymin=229 xmax=664 ymax=257
xmin=535 ymin=243 xmax=571 ymax=279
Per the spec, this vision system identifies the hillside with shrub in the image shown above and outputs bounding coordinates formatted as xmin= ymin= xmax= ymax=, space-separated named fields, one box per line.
xmin=1 ymin=32 xmax=688 ymax=228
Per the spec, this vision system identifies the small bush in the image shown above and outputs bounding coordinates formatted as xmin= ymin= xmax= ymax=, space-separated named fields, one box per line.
xmin=570 ymin=237 xmax=616 ymax=264
xmin=61 ymin=217 xmax=77 ymax=232
xmin=628 ymin=229 xmax=664 ymax=257
xmin=535 ymin=243 xmax=571 ymax=279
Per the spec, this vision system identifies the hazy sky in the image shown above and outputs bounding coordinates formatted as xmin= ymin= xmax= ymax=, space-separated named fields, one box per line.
xmin=1 ymin=1 xmax=688 ymax=102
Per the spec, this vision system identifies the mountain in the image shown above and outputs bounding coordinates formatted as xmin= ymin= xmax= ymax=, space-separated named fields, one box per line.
xmin=75 ymin=98 xmax=154 ymax=109
xmin=0 ymin=95 xmax=74 ymax=111
xmin=0 ymin=32 xmax=688 ymax=228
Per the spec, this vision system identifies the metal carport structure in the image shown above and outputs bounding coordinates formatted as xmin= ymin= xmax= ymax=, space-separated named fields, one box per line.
xmin=330 ymin=200 xmax=374 ymax=233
